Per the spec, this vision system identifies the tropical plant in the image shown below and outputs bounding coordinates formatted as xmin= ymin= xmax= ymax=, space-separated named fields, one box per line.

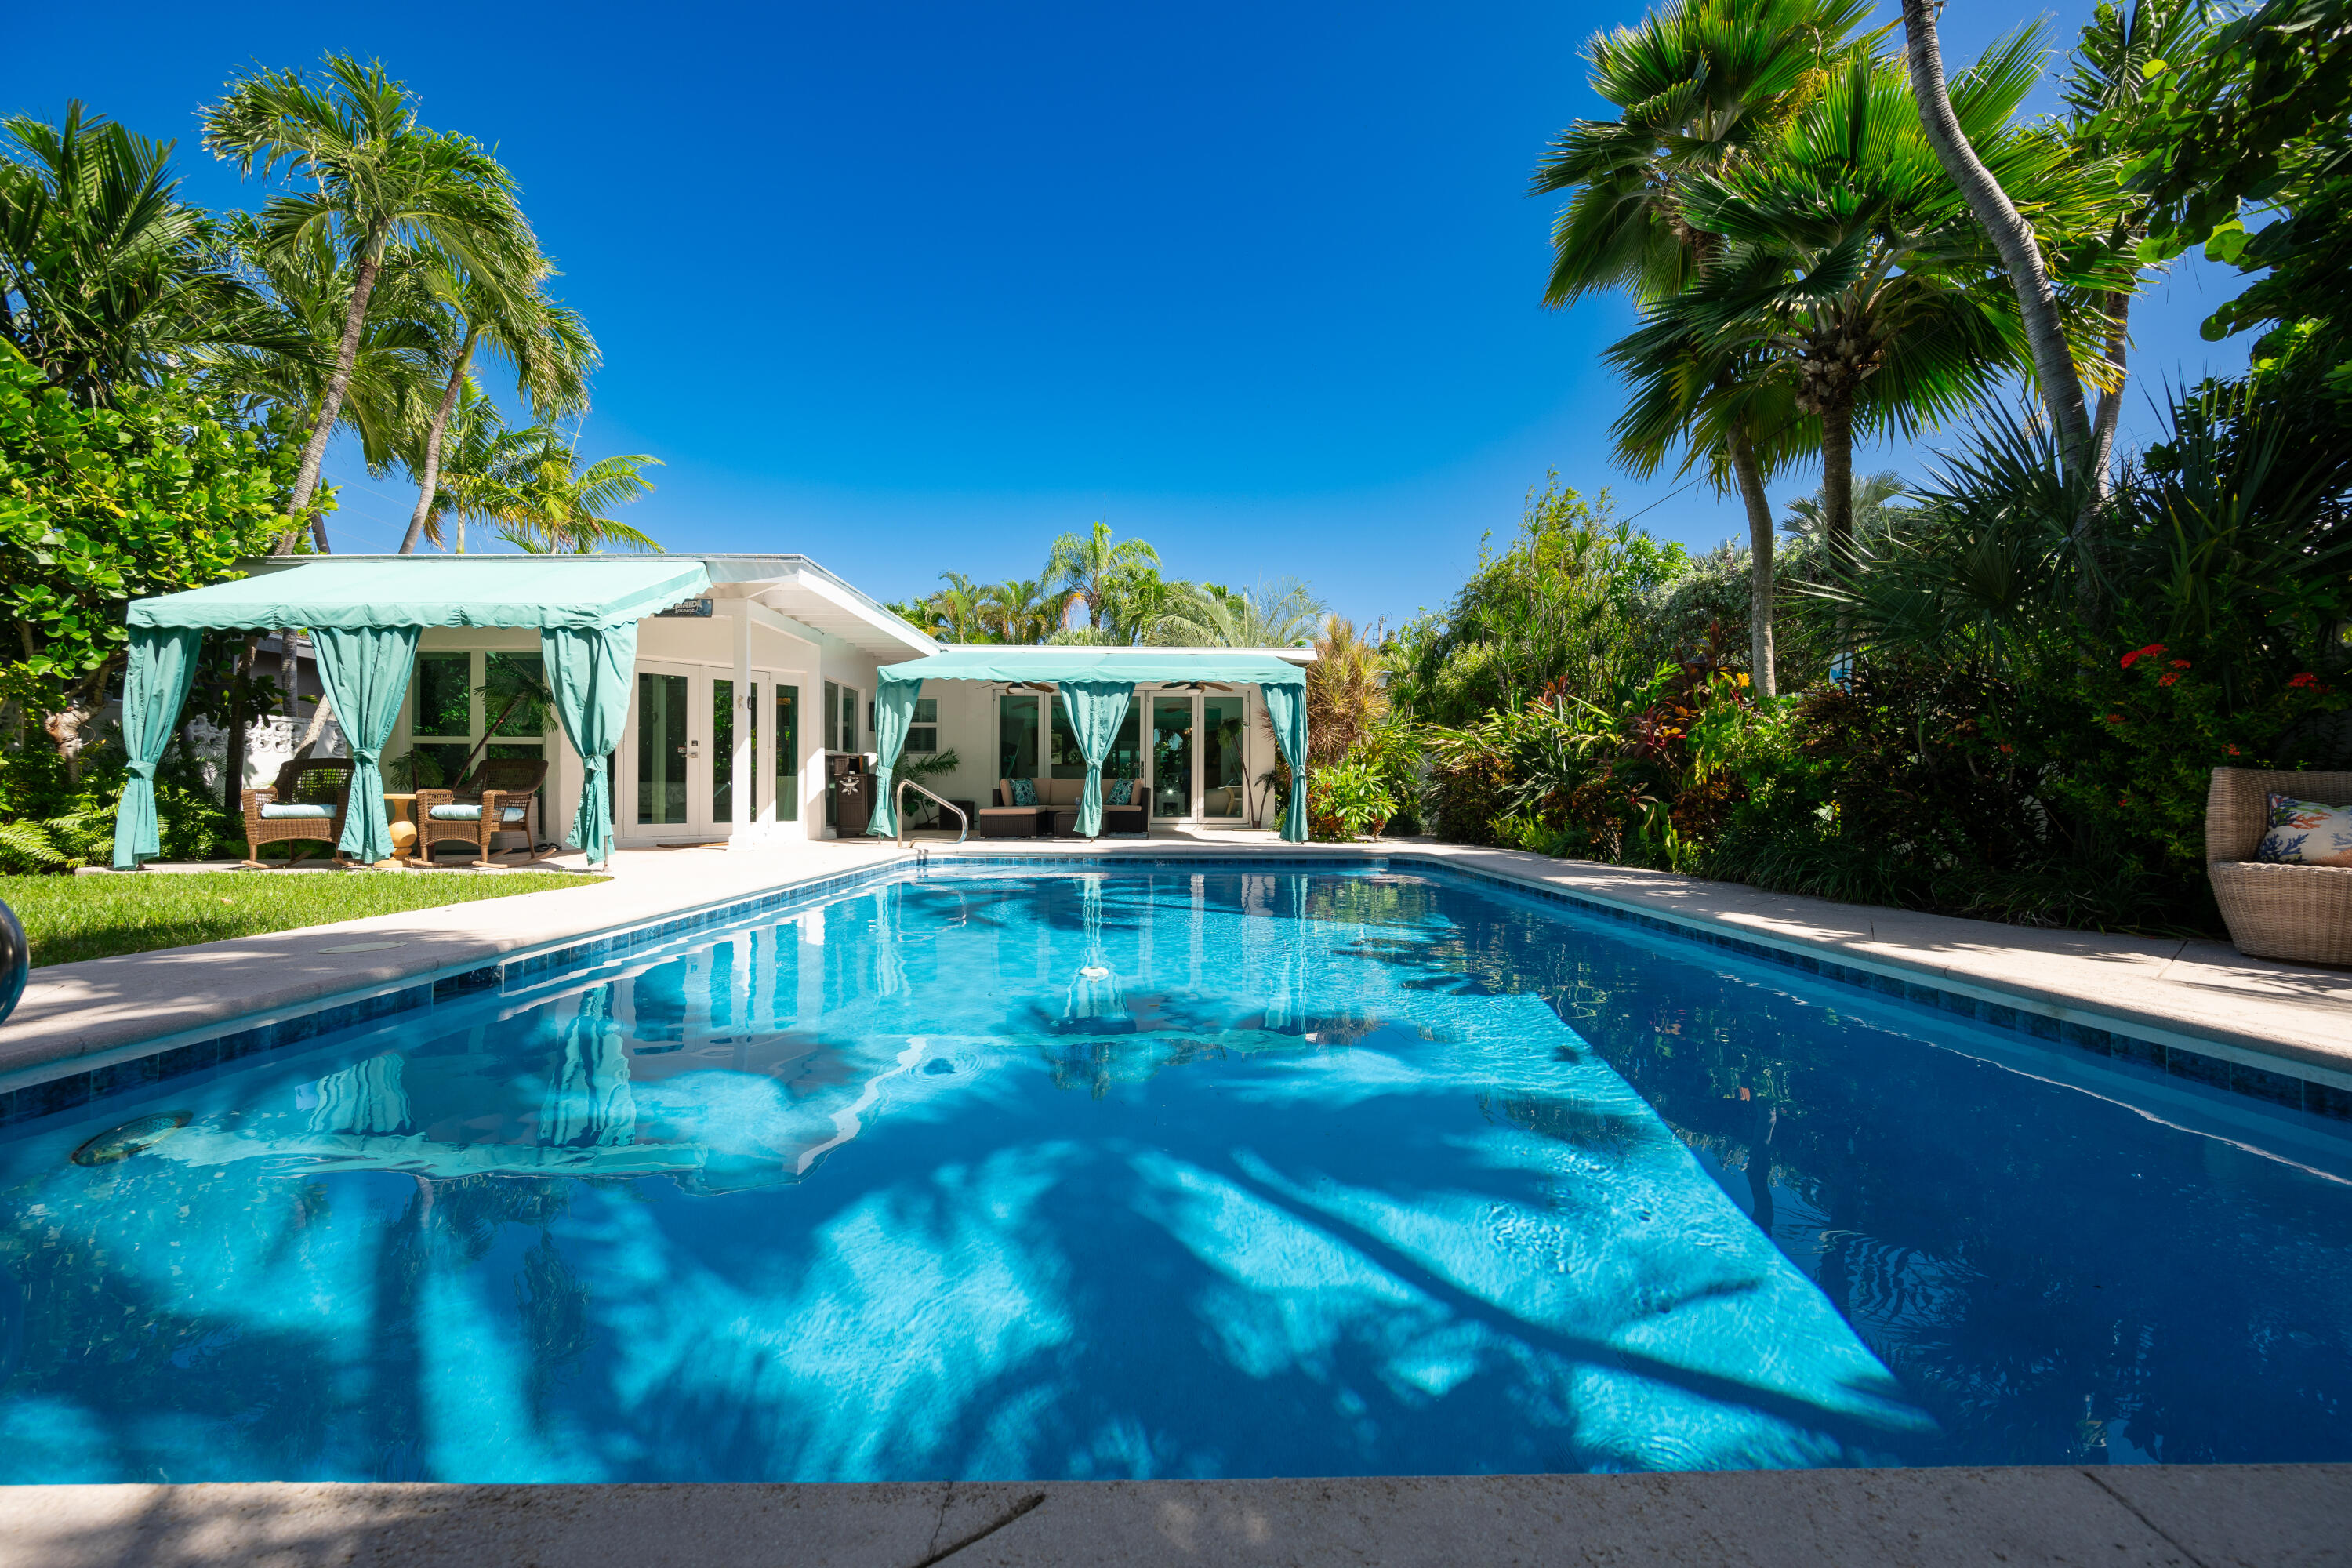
xmin=1043 ymin=521 xmax=1159 ymax=632
xmin=1536 ymin=0 xmax=1873 ymax=696
xmin=1782 ymin=470 xmax=1914 ymax=546
xmin=0 ymin=105 xmax=258 ymax=404
xmin=1149 ymin=578 xmax=1323 ymax=647
xmin=982 ymin=577 xmax=1071 ymax=643
xmin=466 ymin=430 xmax=660 ymax=554
xmin=1644 ymin=35 xmax=2130 ymax=564
xmin=1897 ymin=0 xmax=2106 ymax=521
xmin=197 ymin=217 xmax=446 ymax=477
xmin=397 ymin=251 xmax=593 ymax=554
xmin=0 ymin=347 xmax=296 ymax=776
xmin=202 ymin=54 xmax=533 ymax=550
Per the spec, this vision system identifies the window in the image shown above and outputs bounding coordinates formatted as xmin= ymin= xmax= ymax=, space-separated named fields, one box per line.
xmin=996 ymin=693 xmax=1039 ymax=780
xmin=907 ymin=697 xmax=938 ymax=755
xmin=840 ymin=685 xmax=860 ymax=753
xmin=774 ymin=685 xmax=799 ymax=822
xmin=405 ymin=649 xmax=549 ymax=795
xmin=822 ymin=681 xmax=841 ymax=752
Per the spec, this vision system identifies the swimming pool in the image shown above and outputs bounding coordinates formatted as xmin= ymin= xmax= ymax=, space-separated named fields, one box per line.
xmin=1 ymin=864 xmax=2346 ymax=1482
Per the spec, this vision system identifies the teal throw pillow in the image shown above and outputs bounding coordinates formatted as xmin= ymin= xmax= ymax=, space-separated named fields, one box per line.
xmin=1009 ymin=778 xmax=1037 ymax=806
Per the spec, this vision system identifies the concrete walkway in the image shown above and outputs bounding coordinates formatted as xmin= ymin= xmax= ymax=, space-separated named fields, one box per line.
xmin=4 ymin=832 xmax=2347 ymax=1094
xmin=4 ymin=1465 xmax=2345 ymax=1566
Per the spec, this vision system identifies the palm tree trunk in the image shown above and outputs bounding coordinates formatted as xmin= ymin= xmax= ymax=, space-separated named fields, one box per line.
xmin=1820 ymin=403 xmax=1854 ymax=561
xmin=2089 ymin=291 xmax=2127 ymax=500
xmin=1726 ymin=421 xmax=1778 ymax=699
xmin=400 ymin=328 xmax=478 ymax=555
xmin=1899 ymin=0 xmax=2093 ymax=481
xmin=281 ymin=240 xmax=386 ymax=553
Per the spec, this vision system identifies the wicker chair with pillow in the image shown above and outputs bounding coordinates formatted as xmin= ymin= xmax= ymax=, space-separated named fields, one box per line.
xmin=241 ymin=757 xmax=355 ymax=867
xmin=416 ymin=757 xmax=547 ymax=866
xmin=2206 ymin=767 xmax=2352 ymax=967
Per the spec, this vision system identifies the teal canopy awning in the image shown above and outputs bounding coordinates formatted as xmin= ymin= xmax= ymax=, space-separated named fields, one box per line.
xmin=126 ymin=557 xmax=713 ymax=632
xmin=876 ymin=648 xmax=1306 ymax=688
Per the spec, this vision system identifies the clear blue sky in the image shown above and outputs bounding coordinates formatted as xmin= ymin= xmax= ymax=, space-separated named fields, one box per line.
xmin=15 ymin=0 xmax=2256 ymax=626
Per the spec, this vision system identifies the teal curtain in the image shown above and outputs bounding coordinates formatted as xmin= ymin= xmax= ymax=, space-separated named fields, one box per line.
xmin=109 ymin=626 xmax=204 ymax=869
xmin=309 ymin=625 xmax=421 ymax=864
xmin=867 ymin=680 xmax=919 ymax=837
xmin=1056 ymin=681 xmax=1134 ymax=837
xmin=543 ymin=621 xmax=636 ymax=866
xmin=1260 ymin=681 xmax=1309 ymax=843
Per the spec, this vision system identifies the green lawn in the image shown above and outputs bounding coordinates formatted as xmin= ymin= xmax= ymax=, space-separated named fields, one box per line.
xmin=2 ymin=871 xmax=601 ymax=968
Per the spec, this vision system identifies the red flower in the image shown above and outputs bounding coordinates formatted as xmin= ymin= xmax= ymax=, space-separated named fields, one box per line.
xmin=2288 ymin=672 xmax=2327 ymax=690
xmin=2107 ymin=713 xmax=2127 ymax=725
xmin=2227 ymin=744 xmax=2241 ymax=756
xmin=2121 ymin=644 xmax=2165 ymax=669
xmin=2159 ymin=671 xmax=2182 ymax=687
xmin=2169 ymin=659 xmax=2191 ymax=670
xmin=1998 ymin=742 xmax=2016 ymax=754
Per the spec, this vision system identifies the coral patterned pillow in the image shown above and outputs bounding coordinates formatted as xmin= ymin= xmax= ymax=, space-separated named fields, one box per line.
xmin=2256 ymin=794 xmax=2352 ymax=866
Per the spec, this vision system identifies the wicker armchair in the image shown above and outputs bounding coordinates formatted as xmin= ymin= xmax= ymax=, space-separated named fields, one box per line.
xmin=241 ymin=758 xmax=355 ymax=867
xmin=2206 ymin=767 xmax=2352 ymax=967
xmin=416 ymin=757 xmax=548 ymax=866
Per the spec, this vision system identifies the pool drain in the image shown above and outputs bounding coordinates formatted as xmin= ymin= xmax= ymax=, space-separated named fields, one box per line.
xmin=71 ymin=1111 xmax=191 ymax=1167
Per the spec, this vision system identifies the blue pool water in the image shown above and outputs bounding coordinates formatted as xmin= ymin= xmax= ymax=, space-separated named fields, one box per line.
xmin=1 ymin=866 xmax=2347 ymax=1483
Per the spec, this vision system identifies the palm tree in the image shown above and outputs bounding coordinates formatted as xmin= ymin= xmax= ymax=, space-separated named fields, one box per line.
xmin=923 ymin=573 xmax=993 ymax=642
xmin=1654 ymin=38 xmax=2129 ymax=563
xmin=203 ymin=54 xmax=533 ymax=550
xmin=1043 ymin=521 xmax=1159 ymax=632
xmin=981 ymin=577 xmax=1069 ymax=643
xmin=0 ymin=103 xmax=256 ymax=402
xmin=198 ymin=216 xmax=447 ymax=477
xmin=1783 ymin=470 xmax=1913 ymax=546
xmin=1536 ymin=0 xmax=1871 ymax=695
xmin=2060 ymin=0 xmax=2212 ymax=485
xmin=397 ymin=250 xmax=595 ymax=554
xmin=463 ymin=429 xmax=660 ymax=553
xmin=1149 ymin=579 xmax=1325 ymax=647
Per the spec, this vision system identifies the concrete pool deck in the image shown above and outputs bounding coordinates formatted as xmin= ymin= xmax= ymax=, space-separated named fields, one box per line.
xmin=4 ymin=1464 xmax=2347 ymax=1566
xmin=3 ymin=831 xmax=2347 ymax=1101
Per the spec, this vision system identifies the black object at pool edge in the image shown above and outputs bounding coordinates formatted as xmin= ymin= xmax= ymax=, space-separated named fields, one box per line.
xmin=0 ymin=897 xmax=24 ymax=1026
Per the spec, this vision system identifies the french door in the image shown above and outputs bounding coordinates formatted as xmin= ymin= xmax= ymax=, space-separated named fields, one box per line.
xmin=1149 ymin=692 xmax=1250 ymax=822
xmin=623 ymin=664 xmax=800 ymax=842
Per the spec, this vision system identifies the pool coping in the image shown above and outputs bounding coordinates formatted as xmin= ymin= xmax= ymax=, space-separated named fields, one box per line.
xmin=4 ymin=1464 xmax=2346 ymax=1566
xmin=2 ymin=839 xmax=2347 ymax=1131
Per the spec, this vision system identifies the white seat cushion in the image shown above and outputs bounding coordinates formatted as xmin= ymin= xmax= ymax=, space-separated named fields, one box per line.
xmin=259 ymin=804 xmax=335 ymax=819
xmin=429 ymin=804 xmax=528 ymax=822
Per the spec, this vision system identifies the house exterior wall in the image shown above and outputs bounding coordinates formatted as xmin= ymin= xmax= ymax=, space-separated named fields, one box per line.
xmin=390 ymin=604 xmax=891 ymax=851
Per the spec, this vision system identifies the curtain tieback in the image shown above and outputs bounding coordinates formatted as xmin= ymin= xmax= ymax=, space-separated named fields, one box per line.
xmin=352 ymin=746 xmax=381 ymax=768
xmin=584 ymin=753 xmax=608 ymax=779
xmin=127 ymin=760 xmax=158 ymax=781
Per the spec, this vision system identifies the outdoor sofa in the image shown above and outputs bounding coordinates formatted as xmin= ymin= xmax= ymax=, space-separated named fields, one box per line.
xmin=975 ymin=777 xmax=1149 ymax=839
xmin=2206 ymin=766 xmax=2352 ymax=967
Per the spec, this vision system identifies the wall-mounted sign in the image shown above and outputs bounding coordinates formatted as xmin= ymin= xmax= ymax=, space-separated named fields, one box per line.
xmin=657 ymin=598 xmax=714 ymax=619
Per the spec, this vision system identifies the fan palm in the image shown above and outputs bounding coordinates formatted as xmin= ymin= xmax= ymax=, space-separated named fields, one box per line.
xmin=397 ymin=249 xmax=595 ymax=554
xmin=0 ymin=103 xmax=257 ymax=402
xmin=1651 ymin=36 xmax=2132 ymax=562
xmin=1783 ymin=470 xmax=1913 ymax=544
xmin=1149 ymin=579 xmax=1325 ymax=648
xmin=203 ymin=54 xmax=534 ymax=550
xmin=1043 ymin=521 xmax=1159 ymax=632
xmin=1536 ymin=0 xmax=1872 ymax=695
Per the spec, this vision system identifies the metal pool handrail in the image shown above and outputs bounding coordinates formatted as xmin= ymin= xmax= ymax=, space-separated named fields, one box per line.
xmin=895 ymin=779 xmax=969 ymax=845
